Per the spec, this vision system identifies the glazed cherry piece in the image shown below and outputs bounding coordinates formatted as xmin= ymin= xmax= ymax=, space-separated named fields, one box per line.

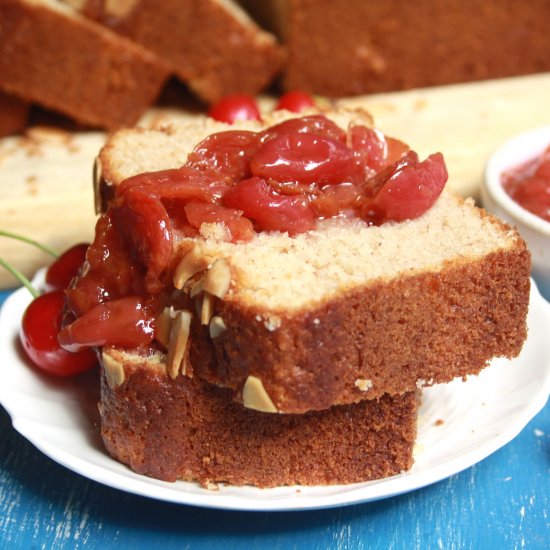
xmin=118 ymin=167 xmax=226 ymax=204
xmin=251 ymin=132 xmax=361 ymax=186
xmin=350 ymin=125 xmax=409 ymax=173
xmin=223 ymin=177 xmax=315 ymax=235
xmin=275 ymin=91 xmax=316 ymax=113
xmin=207 ymin=94 xmax=261 ymax=124
xmin=45 ymin=243 xmax=89 ymax=292
xmin=259 ymin=115 xmax=347 ymax=144
xmin=112 ymin=189 xmax=173 ymax=292
xmin=186 ymin=130 xmax=261 ymax=182
xmin=58 ymin=296 xmax=156 ymax=353
xmin=373 ymin=152 xmax=448 ymax=221
xmin=20 ymin=290 xmax=97 ymax=377
xmin=184 ymin=201 xmax=255 ymax=242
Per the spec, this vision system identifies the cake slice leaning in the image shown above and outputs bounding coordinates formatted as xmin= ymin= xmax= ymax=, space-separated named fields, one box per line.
xmin=64 ymin=108 xmax=531 ymax=415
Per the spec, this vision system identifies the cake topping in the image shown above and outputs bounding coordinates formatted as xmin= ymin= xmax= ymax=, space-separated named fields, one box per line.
xmin=242 ymin=375 xmax=278 ymax=413
xmin=102 ymin=352 xmax=125 ymax=389
xmin=166 ymin=310 xmax=192 ymax=378
xmin=501 ymin=143 xmax=550 ymax=222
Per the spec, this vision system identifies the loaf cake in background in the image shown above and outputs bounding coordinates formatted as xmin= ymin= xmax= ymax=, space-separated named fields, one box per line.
xmin=100 ymin=349 xmax=418 ymax=487
xmin=0 ymin=0 xmax=169 ymax=130
xmin=0 ymin=91 xmax=29 ymax=138
xmin=241 ymin=0 xmax=550 ymax=97
xmin=90 ymin=109 xmax=531 ymax=414
xmin=67 ymin=0 xmax=283 ymax=104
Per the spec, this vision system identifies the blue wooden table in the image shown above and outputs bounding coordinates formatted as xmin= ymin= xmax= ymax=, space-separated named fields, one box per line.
xmin=0 ymin=287 xmax=548 ymax=550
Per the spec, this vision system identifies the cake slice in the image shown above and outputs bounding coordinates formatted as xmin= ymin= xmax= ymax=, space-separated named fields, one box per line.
xmin=100 ymin=348 xmax=418 ymax=487
xmin=242 ymin=0 xmax=550 ymax=97
xmin=0 ymin=0 xmax=169 ymax=130
xmin=65 ymin=0 xmax=283 ymax=104
xmin=62 ymin=108 xmax=531 ymax=414
xmin=0 ymin=91 xmax=29 ymax=137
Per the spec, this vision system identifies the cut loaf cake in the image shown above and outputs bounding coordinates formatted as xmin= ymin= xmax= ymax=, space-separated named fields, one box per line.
xmin=0 ymin=0 xmax=169 ymax=130
xmin=90 ymin=109 xmax=531 ymax=414
xmin=64 ymin=0 xmax=283 ymax=104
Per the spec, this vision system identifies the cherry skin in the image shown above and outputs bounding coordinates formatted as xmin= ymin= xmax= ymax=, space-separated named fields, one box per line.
xmin=251 ymin=132 xmax=360 ymax=185
xmin=207 ymin=94 xmax=261 ymax=124
xmin=275 ymin=91 xmax=316 ymax=113
xmin=20 ymin=290 xmax=97 ymax=377
xmin=58 ymin=296 xmax=156 ymax=352
xmin=223 ymin=176 xmax=315 ymax=235
xmin=45 ymin=243 xmax=89 ymax=291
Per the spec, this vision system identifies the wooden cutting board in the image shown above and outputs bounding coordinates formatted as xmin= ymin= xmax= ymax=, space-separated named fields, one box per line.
xmin=1 ymin=73 xmax=549 ymax=289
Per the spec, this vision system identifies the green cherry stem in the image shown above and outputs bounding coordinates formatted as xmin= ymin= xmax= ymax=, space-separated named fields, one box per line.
xmin=0 ymin=257 xmax=40 ymax=298
xmin=0 ymin=229 xmax=59 ymax=258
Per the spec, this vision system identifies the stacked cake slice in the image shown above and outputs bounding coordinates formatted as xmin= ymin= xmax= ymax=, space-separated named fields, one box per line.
xmin=69 ymin=108 xmax=530 ymax=487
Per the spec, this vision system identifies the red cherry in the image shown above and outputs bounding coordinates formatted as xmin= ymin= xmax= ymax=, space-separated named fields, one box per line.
xmin=373 ymin=152 xmax=448 ymax=221
xmin=275 ymin=91 xmax=316 ymax=113
xmin=251 ymin=131 xmax=360 ymax=185
xmin=20 ymin=290 xmax=97 ymax=377
xmin=45 ymin=243 xmax=89 ymax=291
xmin=58 ymin=296 xmax=156 ymax=352
xmin=186 ymin=130 xmax=261 ymax=182
xmin=208 ymin=94 xmax=261 ymax=124
xmin=223 ymin=176 xmax=315 ymax=235
xmin=112 ymin=189 xmax=173 ymax=292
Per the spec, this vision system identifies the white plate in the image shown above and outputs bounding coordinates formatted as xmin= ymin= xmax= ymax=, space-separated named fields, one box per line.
xmin=1 ymin=275 xmax=549 ymax=512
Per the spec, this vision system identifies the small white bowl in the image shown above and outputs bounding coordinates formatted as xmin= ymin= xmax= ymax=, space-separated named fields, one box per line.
xmin=482 ymin=126 xmax=550 ymax=301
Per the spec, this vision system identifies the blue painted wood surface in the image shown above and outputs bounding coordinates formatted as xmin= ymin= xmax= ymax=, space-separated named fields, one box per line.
xmin=0 ymin=288 xmax=548 ymax=550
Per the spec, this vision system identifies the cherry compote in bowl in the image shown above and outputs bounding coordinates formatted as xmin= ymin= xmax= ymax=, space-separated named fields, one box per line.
xmin=482 ymin=126 xmax=550 ymax=301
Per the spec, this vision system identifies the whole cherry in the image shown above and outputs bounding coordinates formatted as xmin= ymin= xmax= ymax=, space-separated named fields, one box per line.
xmin=208 ymin=94 xmax=261 ymax=124
xmin=0 ymin=231 xmax=96 ymax=376
xmin=21 ymin=290 xmax=97 ymax=377
xmin=45 ymin=242 xmax=89 ymax=291
xmin=275 ymin=91 xmax=316 ymax=113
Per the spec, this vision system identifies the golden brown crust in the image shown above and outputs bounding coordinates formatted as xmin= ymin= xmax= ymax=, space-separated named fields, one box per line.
xmin=0 ymin=0 xmax=169 ymax=130
xmin=99 ymin=355 xmax=418 ymax=487
xmin=190 ymin=241 xmax=531 ymax=413
xmin=282 ymin=0 xmax=550 ymax=97
xmin=98 ymin=0 xmax=284 ymax=103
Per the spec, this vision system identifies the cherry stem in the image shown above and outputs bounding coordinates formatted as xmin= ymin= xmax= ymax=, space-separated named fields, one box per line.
xmin=0 ymin=229 xmax=59 ymax=258
xmin=0 ymin=258 xmax=40 ymax=298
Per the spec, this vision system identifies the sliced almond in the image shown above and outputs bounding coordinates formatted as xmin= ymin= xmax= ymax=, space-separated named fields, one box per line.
xmin=201 ymin=292 xmax=215 ymax=325
xmin=173 ymin=247 xmax=211 ymax=290
xmin=203 ymin=259 xmax=231 ymax=298
xmin=93 ymin=156 xmax=103 ymax=215
xmin=104 ymin=0 xmax=139 ymax=19
xmin=190 ymin=277 xmax=205 ymax=298
xmin=166 ymin=310 xmax=192 ymax=379
xmin=209 ymin=316 xmax=227 ymax=339
xmin=242 ymin=375 xmax=278 ymax=413
xmin=155 ymin=306 xmax=177 ymax=348
xmin=102 ymin=352 xmax=125 ymax=389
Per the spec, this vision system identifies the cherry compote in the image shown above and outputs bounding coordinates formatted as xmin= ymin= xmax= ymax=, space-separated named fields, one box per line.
xmin=59 ymin=115 xmax=448 ymax=352
xmin=502 ymin=145 xmax=550 ymax=222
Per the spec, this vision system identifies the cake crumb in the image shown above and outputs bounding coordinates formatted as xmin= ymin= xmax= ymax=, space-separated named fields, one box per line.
xmin=434 ymin=418 xmax=445 ymax=426
xmin=264 ymin=315 xmax=281 ymax=331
